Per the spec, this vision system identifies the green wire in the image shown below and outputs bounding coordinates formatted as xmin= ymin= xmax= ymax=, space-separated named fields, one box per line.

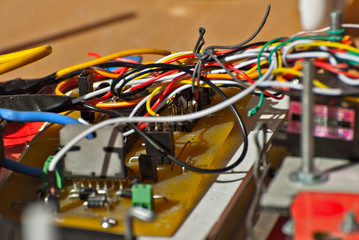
xmin=247 ymin=37 xmax=286 ymax=117
xmin=347 ymin=50 xmax=359 ymax=58
xmin=267 ymin=35 xmax=341 ymax=65
xmin=247 ymin=91 xmax=264 ymax=117
xmin=247 ymin=35 xmax=343 ymax=117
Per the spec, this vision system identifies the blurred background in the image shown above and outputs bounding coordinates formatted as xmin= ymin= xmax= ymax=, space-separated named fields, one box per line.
xmin=0 ymin=0 xmax=358 ymax=80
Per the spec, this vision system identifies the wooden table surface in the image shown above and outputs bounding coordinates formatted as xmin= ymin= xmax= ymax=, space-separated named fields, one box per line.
xmin=0 ymin=0 xmax=304 ymax=80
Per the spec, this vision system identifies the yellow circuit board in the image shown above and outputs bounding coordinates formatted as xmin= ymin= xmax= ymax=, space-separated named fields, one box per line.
xmin=0 ymin=90 xmax=251 ymax=237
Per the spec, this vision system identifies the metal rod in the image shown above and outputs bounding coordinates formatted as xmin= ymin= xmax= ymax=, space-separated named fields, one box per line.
xmin=301 ymin=60 xmax=315 ymax=173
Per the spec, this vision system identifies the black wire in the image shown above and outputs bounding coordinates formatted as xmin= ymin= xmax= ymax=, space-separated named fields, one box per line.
xmin=96 ymin=61 xmax=147 ymax=69
xmin=203 ymin=4 xmax=271 ymax=52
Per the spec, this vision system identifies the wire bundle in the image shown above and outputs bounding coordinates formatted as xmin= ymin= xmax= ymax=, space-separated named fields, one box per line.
xmin=1 ymin=5 xmax=359 ymax=183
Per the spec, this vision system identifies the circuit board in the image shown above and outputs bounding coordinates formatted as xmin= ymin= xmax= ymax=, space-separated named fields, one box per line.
xmin=0 ymin=90 xmax=251 ymax=237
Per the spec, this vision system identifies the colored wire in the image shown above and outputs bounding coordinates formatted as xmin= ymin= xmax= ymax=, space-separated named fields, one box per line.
xmin=0 ymin=108 xmax=81 ymax=125
xmin=1 ymin=158 xmax=41 ymax=178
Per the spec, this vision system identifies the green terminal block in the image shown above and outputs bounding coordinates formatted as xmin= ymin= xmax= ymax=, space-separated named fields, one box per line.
xmin=131 ymin=184 xmax=154 ymax=210
xmin=41 ymin=156 xmax=64 ymax=189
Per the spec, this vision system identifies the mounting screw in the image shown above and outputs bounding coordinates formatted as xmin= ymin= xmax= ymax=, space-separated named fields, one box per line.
xmin=101 ymin=216 xmax=118 ymax=229
xmin=342 ymin=211 xmax=359 ymax=233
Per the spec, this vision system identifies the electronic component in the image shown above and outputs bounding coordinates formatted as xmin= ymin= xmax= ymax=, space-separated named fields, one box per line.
xmin=60 ymin=124 xmax=126 ymax=179
xmin=116 ymin=189 xmax=132 ymax=198
xmin=84 ymin=191 xmax=108 ymax=208
xmin=169 ymin=88 xmax=197 ymax=132
xmin=138 ymin=154 xmax=158 ymax=182
xmin=145 ymin=124 xmax=174 ymax=165
xmin=286 ymin=95 xmax=359 ymax=161
xmin=78 ymin=72 xmax=95 ymax=122
xmin=131 ymin=184 xmax=154 ymax=210
xmin=79 ymin=187 xmax=97 ymax=201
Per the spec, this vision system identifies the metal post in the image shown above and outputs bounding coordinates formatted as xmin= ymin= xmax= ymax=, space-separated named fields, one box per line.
xmin=301 ymin=60 xmax=315 ymax=174
xmin=290 ymin=60 xmax=327 ymax=184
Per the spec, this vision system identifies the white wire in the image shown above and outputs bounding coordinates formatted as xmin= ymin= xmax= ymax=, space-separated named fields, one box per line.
xmin=285 ymin=51 xmax=336 ymax=64
xmin=290 ymin=23 xmax=359 ymax=38
xmin=258 ymin=81 xmax=346 ymax=95
xmin=335 ymin=52 xmax=359 ymax=64
xmin=72 ymin=86 xmax=110 ymax=103
xmin=343 ymin=23 xmax=359 ymax=29
xmin=281 ymin=39 xmax=315 ymax=66
xmin=290 ymin=27 xmax=330 ymax=38
xmin=338 ymin=73 xmax=359 ymax=86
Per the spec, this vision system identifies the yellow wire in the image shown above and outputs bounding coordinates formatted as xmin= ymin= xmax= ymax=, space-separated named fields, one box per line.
xmin=0 ymin=45 xmax=52 ymax=75
xmin=96 ymin=99 xmax=141 ymax=108
xmin=55 ymin=48 xmax=171 ymax=78
xmin=55 ymin=79 xmax=71 ymax=95
xmin=245 ymin=60 xmax=268 ymax=75
xmin=272 ymin=68 xmax=302 ymax=76
xmin=146 ymin=85 xmax=163 ymax=116
xmin=313 ymin=80 xmax=329 ymax=88
xmin=296 ymin=41 xmax=359 ymax=55
xmin=277 ymin=51 xmax=283 ymax=68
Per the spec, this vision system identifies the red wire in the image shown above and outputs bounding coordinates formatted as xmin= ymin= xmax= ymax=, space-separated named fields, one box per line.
xmin=58 ymin=79 xmax=78 ymax=94
xmin=314 ymin=60 xmax=359 ymax=78
xmin=203 ymin=62 xmax=284 ymax=100
xmin=88 ymin=52 xmax=102 ymax=58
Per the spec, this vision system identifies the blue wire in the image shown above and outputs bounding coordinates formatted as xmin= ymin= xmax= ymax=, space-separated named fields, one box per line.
xmin=1 ymin=158 xmax=41 ymax=178
xmin=0 ymin=108 xmax=81 ymax=125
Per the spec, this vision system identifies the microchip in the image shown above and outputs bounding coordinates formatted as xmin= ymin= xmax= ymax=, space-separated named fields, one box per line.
xmin=60 ymin=125 xmax=126 ymax=179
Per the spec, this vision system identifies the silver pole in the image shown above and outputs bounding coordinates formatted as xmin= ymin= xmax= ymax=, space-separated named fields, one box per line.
xmin=301 ymin=60 xmax=315 ymax=174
